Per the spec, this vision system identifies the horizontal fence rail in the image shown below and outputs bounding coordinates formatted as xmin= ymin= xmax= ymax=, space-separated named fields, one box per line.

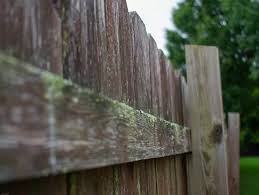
xmin=0 ymin=54 xmax=191 ymax=183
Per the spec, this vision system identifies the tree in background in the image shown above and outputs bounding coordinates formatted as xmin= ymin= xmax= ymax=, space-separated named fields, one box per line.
xmin=166 ymin=0 xmax=259 ymax=154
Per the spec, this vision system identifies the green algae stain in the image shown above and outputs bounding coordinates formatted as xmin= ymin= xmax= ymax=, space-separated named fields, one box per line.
xmin=69 ymin=174 xmax=77 ymax=195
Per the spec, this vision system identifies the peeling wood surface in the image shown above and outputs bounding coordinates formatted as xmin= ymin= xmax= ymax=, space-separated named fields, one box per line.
xmin=227 ymin=113 xmax=240 ymax=195
xmin=0 ymin=55 xmax=191 ymax=183
xmin=185 ymin=45 xmax=229 ymax=195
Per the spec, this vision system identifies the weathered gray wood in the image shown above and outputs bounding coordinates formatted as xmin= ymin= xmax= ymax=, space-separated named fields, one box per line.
xmin=170 ymin=70 xmax=188 ymax=195
xmin=130 ymin=12 xmax=151 ymax=112
xmin=227 ymin=113 xmax=240 ymax=195
xmin=119 ymin=0 xmax=134 ymax=104
xmin=155 ymin=157 xmax=174 ymax=195
xmin=63 ymin=0 xmax=106 ymax=92
xmin=181 ymin=76 xmax=193 ymax=195
xmin=148 ymin=35 xmax=162 ymax=195
xmin=149 ymin=35 xmax=162 ymax=116
xmin=185 ymin=45 xmax=229 ymax=195
xmin=64 ymin=0 xmax=121 ymax=193
xmin=0 ymin=0 xmax=62 ymax=75
xmin=181 ymin=77 xmax=189 ymax=126
xmin=0 ymin=54 xmax=191 ymax=183
xmin=155 ymin=52 xmax=178 ymax=195
xmin=103 ymin=0 xmax=122 ymax=99
xmin=159 ymin=50 xmax=172 ymax=120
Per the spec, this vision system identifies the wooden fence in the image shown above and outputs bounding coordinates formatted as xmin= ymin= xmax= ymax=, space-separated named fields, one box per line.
xmin=0 ymin=0 xmax=239 ymax=195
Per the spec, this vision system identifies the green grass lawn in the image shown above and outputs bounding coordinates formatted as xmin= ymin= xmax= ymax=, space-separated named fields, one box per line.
xmin=240 ymin=157 xmax=259 ymax=195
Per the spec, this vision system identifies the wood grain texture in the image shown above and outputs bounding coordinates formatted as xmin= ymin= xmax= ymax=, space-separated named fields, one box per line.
xmin=155 ymin=53 xmax=179 ymax=195
xmin=185 ymin=45 xmax=229 ymax=195
xmin=227 ymin=113 xmax=240 ymax=195
xmin=63 ymin=0 xmax=106 ymax=92
xmin=119 ymin=0 xmax=134 ymax=104
xmin=64 ymin=0 xmax=121 ymax=192
xmin=170 ymin=70 xmax=188 ymax=195
xmin=103 ymin=0 xmax=122 ymax=99
xmin=129 ymin=12 xmax=153 ymax=195
xmin=149 ymin=35 xmax=162 ymax=117
xmin=155 ymin=157 xmax=174 ymax=195
xmin=130 ymin=12 xmax=151 ymax=112
xmin=0 ymin=0 xmax=62 ymax=75
xmin=0 ymin=54 xmax=191 ymax=183
xmin=148 ymin=35 xmax=162 ymax=195
xmin=181 ymin=76 xmax=193 ymax=195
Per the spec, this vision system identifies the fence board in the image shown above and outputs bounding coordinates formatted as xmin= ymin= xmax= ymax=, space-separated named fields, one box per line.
xmin=149 ymin=35 xmax=162 ymax=116
xmin=155 ymin=52 xmax=178 ymax=195
xmin=171 ymin=70 xmax=188 ymax=195
xmin=0 ymin=54 xmax=190 ymax=183
xmin=130 ymin=12 xmax=151 ymax=112
xmin=227 ymin=113 xmax=240 ymax=195
xmin=103 ymin=0 xmax=122 ymax=98
xmin=0 ymin=0 xmax=62 ymax=75
xmin=181 ymin=76 xmax=193 ymax=195
xmin=185 ymin=45 xmax=229 ymax=195
xmin=129 ymin=12 xmax=153 ymax=194
xmin=63 ymin=0 xmax=105 ymax=91
xmin=119 ymin=0 xmax=134 ymax=104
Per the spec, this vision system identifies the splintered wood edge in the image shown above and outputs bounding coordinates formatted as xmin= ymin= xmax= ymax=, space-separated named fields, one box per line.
xmin=0 ymin=53 xmax=191 ymax=183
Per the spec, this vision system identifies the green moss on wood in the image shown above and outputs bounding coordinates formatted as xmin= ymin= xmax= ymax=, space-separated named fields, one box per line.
xmin=69 ymin=174 xmax=77 ymax=195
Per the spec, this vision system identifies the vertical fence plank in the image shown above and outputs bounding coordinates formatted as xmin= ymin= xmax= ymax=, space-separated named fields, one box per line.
xmin=114 ymin=2 xmax=136 ymax=193
xmin=119 ymin=0 xmax=134 ymax=104
xmin=181 ymin=76 xmax=193 ymax=195
xmin=129 ymin=11 xmax=152 ymax=195
xmin=181 ymin=77 xmax=190 ymax=126
xmin=155 ymin=51 xmax=177 ymax=195
xmin=0 ymin=0 xmax=62 ymax=75
xmin=103 ymin=0 xmax=122 ymax=98
xmin=147 ymin=35 xmax=161 ymax=195
xmin=227 ymin=113 xmax=240 ymax=195
xmin=130 ymin=12 xmax=151 ymax=112
xmin=149 ymin=35 xmax=162 ymax=116
xmin=63 ymin=0 xmax=106 ymax=91
xmin=171 ymin=70 xmax=188 ymax=195
xmin=185 ymin=45 xmax=229 ymax=195
xmin=64 ymin=0 xmax=119 ymax=194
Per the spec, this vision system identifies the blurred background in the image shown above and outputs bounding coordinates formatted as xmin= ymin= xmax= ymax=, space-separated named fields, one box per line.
xmin=127 ymin=0 xmax=259 ymax=194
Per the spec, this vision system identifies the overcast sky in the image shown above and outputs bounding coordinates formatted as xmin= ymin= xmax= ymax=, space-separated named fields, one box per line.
xmin=126 ymin=0 xmax=180 ymax=53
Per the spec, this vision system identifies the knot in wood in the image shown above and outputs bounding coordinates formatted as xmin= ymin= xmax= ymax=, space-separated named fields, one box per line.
xmin=212 ymin=123 xmax=223 ymax=144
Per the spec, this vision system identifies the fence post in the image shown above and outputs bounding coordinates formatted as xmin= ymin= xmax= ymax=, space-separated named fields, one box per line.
xmin=227 ymin=113 xmax=240 ymax=195
xmin=185 ymin=45 xmax=229 ymax=195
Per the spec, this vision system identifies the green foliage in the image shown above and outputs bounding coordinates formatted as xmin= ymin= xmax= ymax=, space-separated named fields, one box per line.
xmin=240 ymin=157 xmax=259 ymax=195
xmin=166 ymin=0 xmax=259 ymax=153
